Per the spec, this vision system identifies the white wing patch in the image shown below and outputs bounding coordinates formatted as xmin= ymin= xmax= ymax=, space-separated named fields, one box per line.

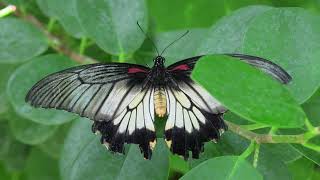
xmin=113 ymin=86 xmax=155 ymax=135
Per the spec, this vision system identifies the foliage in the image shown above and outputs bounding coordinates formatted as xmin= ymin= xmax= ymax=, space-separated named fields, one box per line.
xmin=0 ymin=0 xmax=320 ymax=180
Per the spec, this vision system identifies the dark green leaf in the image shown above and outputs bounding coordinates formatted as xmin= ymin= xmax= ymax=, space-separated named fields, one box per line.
xmin=24 ymin=148 xmax=60 ymax=180
xmin=192 ymin=55 xmax=306 ymax=127
xmin=288 ymin=157 xmax=315 ymax=180
xmin=292 ymin=143 xmax=320 ymax=166
xmin=243 ymin=8 xmax=320 ymax=103
xmin=60 ymin=119 xmax=170 ymax=180
xmin=260 ymin=144 xmax=301 ymax=163
xmin=250 ymin=149 xmax=292 ymax=180
xmin=181 ymin=156 xmax=262 ymax=180
xmin=76 ymin=0 xmax=148 ymax=55
xmin=7 ymin=54 xmax=77 ymax=125
xmin=0 ymin=18 xmax=48 ymax=64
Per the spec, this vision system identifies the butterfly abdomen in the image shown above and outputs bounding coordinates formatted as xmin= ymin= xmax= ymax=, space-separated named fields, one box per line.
xmin=154 ymin=87 xmax=167 ymax=117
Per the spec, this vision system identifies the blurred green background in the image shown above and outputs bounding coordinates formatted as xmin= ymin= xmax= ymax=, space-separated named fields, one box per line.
xmin=1 ymin=0 xmax=320 ymax=180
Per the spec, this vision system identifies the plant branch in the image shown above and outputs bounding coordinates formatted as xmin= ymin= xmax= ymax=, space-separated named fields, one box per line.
xmin=0 ymin=2 xmax=97 ymax=64
xmin=226 ymin=121 xmax=320 ymax=145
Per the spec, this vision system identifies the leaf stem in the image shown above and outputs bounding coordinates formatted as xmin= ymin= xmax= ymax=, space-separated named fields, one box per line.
xmin=79 ymin=37 xmax=88 ymax=55
xmin=302 ymin=142 xmax=320 ymax=152
xmin=240 ymin=123 xmax=269 ymax=131
xmin=226 ymin=121 xmax=320 ymax=149
xmin=240 ymin=141 xmax=255 ymax=159
xmin=253 ymin=143 xmax=260 ymax=168
xmin=47 ymin=18 xmax=56 ymax=33
xmin=305 ymin=118 xmax=315 ymax=131
xmin=0 ymin=4 xmax=16 ymax=18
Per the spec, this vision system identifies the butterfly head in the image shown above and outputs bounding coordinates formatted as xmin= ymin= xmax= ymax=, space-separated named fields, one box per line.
xmin=154 ymin=56 xmax=165 ymax=66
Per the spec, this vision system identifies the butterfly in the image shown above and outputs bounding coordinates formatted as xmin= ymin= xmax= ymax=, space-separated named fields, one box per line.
xmin=25 ymin=51 xmax=291 ymax=159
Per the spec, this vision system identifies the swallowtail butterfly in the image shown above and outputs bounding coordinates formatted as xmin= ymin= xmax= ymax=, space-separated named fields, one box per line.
xmin=25 ymin=52 xmax=291 ymax=159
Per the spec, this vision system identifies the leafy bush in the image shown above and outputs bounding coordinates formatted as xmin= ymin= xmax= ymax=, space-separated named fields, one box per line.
xmin=0 ymin=0 xmax=320 ymax=180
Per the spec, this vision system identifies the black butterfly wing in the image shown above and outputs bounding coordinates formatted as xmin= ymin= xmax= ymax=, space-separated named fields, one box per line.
xmin=164 ymin=54 xmax=292 ymax=158
xmin=26 ymin=63 xmax=156 ymax=159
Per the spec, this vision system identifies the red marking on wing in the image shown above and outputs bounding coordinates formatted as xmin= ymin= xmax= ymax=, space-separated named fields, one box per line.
xmin=128 ymin=67 xmax=148 ymax=74
xmin=169 ymin=64 xmax=190 ymax=71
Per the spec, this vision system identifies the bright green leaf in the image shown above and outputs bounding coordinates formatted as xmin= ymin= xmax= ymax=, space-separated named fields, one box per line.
xmin=243 ymin=8 xmax=320 ymax=103
xmin=181 ymin=156 xmax=262 ymax=180
xmin=7 ymin=54 xmax=77 ymax=125
xmin=60 ymin=119 xmax=170 ymax=180
xmin=0 ymin=17 xmax=48 ymax=64
xmin=192 ymin=55 xmax=306 ymax=127
xmin=76 ymin=0 xmax=148 ymax=55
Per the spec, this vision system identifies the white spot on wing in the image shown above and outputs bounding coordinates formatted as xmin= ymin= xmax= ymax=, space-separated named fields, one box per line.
xmin=118 ymin=112 xmax=131 ymax=133
xmin=184 ymin=109 xmax=192 ymax=133
xmin=136 ymin=103 xmax=144 ymax=129
xmin=175 ymin=103 xmax=183 ymax=128
xmin=193 ymin=106 xmax=206 ymax=124
xmin=144 ymin=90 xmax=154 ymax=131
xmin=189 ymin=111 xmax=200 ymax=130
xmin=172 ymin=90 xmax=191 ymax=108
xmin=113 ymin=110 xmax=126 ymax=125
xmin=165 ymin=90 xmax=176 ymax=131
xmin=128 ymin=109 xmax=136 ymax=135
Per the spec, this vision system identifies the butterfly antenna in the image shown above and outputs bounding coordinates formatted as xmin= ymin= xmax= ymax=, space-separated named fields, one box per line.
xmin=137 ymin=21 xmax=160 ymax=56
xmin=160 ymin=30 xmax=189 ymax=56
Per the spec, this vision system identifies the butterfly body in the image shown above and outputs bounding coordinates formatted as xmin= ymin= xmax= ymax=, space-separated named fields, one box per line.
xmin=26 ymin=54 xmax=291 ymax=160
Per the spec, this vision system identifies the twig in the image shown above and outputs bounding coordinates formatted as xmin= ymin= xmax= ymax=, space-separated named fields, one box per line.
xmin=226 ymin=121 xmax=320 ymax=145
xmin=0 ymin=2 xmax=97 ymax=64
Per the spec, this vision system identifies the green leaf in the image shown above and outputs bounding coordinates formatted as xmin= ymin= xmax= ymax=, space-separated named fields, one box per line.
xmin=250 ymin=149 xmax=292 ymax=180
xmin=0 ymin=64 xmax=17 ymax=115
xmin=302 ymin=88 xmax=320 ymax=126
xmin=243 ymin=8 xmax=320 ymax=103
xmin=190 ymin=131 xmax=250 ymax=168
xmin=60 ymin=119 xmax=170 ymax=180
xmin=37 ymin=0 xmax=85 ymax=38
xmin=288 ymin=157 xmax=315 ymax=180
xmin=292 ymin=143 xmax=320 ymax=166
xmin=7 ymin=54 xmax=77 ymax=125
xmin=192 ymin=55 xmax=306 ymax=127
xmin=38 ymin=123 xmax=72 ymax=159
xmin=24 ymin=148 xmax=60 ymax=180
xmin=197 ymin=5 xmax=274 ymax=54
xmin=147 ymin=0 xmax=226 ymax=32
xmin=9 ymin=114 xmax=58 ymax=145
xmin=260 ymin=144 xmax=301 ymax=163
xmin=181 ymin=156 xmax=262 ymax=180
xmin=0 ymin=17 xmax=48 ymax=64
xmin=0 ymin=163 xmax=10 ymax=180
xmin=76 ymin=0 xmax=148 ymax=55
